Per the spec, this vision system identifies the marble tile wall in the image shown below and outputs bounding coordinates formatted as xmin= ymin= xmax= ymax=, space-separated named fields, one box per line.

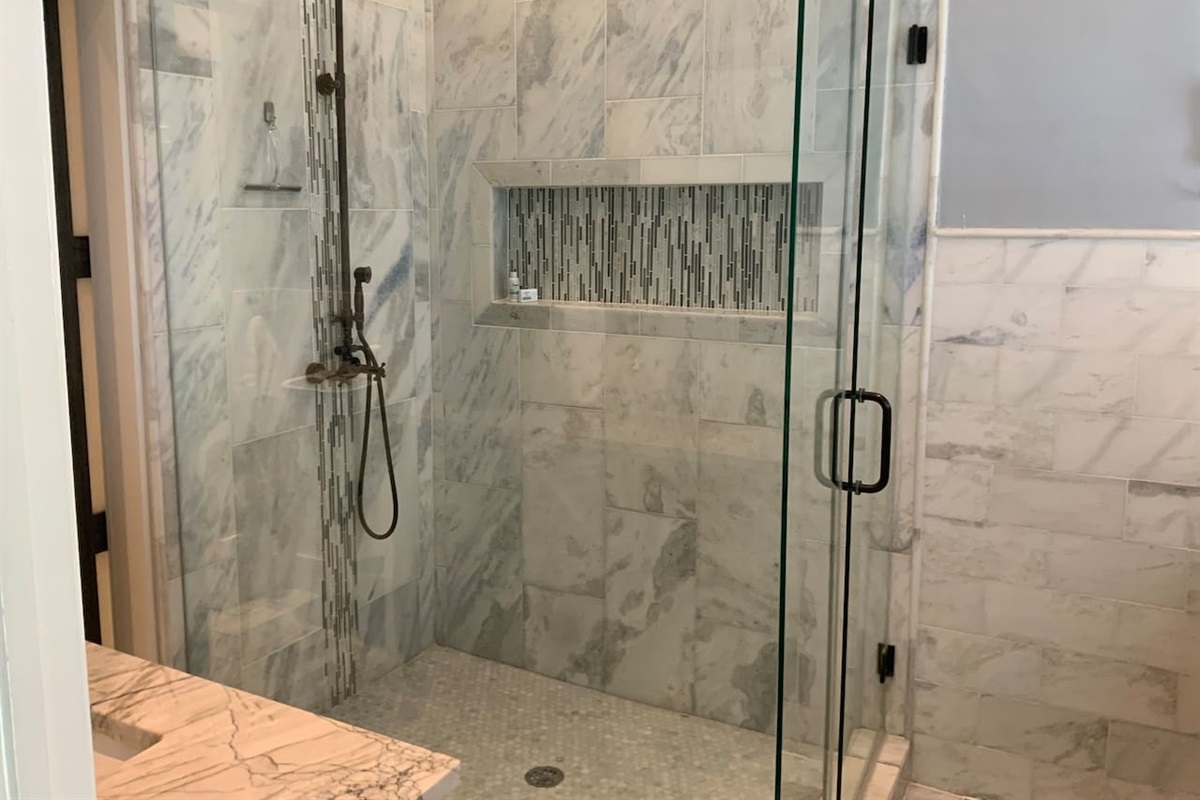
xmin=434 ymin=326 xmax=843 ymax=736
xmin=135 ymin=0 xmax=436 ymax=709
xmin=426 ymin=0 xmax=929 ymax=763
xmin=913 ymin=235 xmax=1200 ymax=800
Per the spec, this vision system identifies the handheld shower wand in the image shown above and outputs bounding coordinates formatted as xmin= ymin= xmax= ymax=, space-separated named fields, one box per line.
xmin=351 ymin=266 xmax=399 ymax=540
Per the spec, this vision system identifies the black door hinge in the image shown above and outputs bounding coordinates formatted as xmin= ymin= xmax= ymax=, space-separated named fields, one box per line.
xmin=877 ymin=643 xmax=896 ymax=683
xmin=906 ymin=25 xmax=929 ymax=65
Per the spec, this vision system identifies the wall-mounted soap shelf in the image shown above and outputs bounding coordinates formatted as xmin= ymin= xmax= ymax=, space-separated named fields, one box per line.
xmin=243 ymin=183 xmax=302 ymax=193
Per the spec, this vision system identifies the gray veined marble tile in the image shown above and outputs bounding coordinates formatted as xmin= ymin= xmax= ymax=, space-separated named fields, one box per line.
xmin=156 ymin=73 xmax=223 ymax=330
xmin=604 ymin=509 xmax=697 ymax=713
xmin=913 ymin=681 xmax=980 ymax=742
xmin=357 ymin=580 xmax=423 ymax=684
xmin=413 ymin=204 xmax=432 ymax=303
xmin=1136 ymin=354 xmax=1200 ymax=421
xmin=604 ymin=97 xmax=701 ymax=158
xmin=933 ymin=238 xmax=1007 ymax=284
xmin=345 ymin=0 xmax=412 ymax=210
xmin=226 ymin=289 xmax=316 ymax=444
xmin=523 ymin=585 xmax=607 ymax=689
xmin=221 ymin=210 xmax=312 ymax=292
xmin=983 ymin=583 xmax=1125 ymax=660
xmin=1107 ymin=721 xmax=1200 ymax=794
xmin=210 ymin=0 xmax=307 ymax=209
xmin=703 ymin=0 xmax=798 ymax=154
xmin=138 ymin=70 xmax=170 ymax=336
xmin=995 ymin=348 xmax=1137 ymax=415
xmin=911 ymin=734 xmax=1034 ymax=800
xmin=434 ymin=481 xmax=524 ymax=666
xmin=181 ymin=554 xmax=243 ymax=686
xmin=550 ymin=303 xmax=640 ymax=335
xmin=232 ymin=426 xmax=323 ymax=650
xmin=1003 ymin=239 xmax=1146 ymax=287
xmin=410 ymin=110 xmax=430 ymax=209
xmin=354 ymin=398 xmax=421 ymax=606
xmin=922 ymin=459 xmax=993 ymax=523
xmin=814 ymin=0 xmax=858 ymax=92
xmin=1031 ymin=761 xmax=1200 ymax=800
xmin=693 ymin=621 xmax=780 ymax=734
xmin=919 ymin=571 xmax=986 ymax=635
xmin=432 ymin=0 xmax=515 ymax=109
xmin=605 ymin=0 xmax=703 ymax=100
xmin=1044 ymin=534 xmax=1190 ymax=609
xmin=1110 ymin=602 xmax=1199 ymax=674
xmin=1053 ymin=414 xmax=1200 ymax=486
xmin=152 ymin=333 xmax=184 ymax=581
xmin=927 ymin=343 xmax=999 ymax=404
xmin=1061 ymin=288 xmax=1200 ymax=356
xmin=519 ymin=329 xmax=604 ymax=408
xmin=521 ymin=403 xmax=606 ymax=597
xmin=603 ymin=335 xmax=699 ymax=518
xmin=440 ymin=303 xmax=521 ymax=488
xmin=975 ymin=694 xmax=1108 ymax=771
xmin=549 ymin=158 xmax=642 ymax=185
xmin=920 ymin=518 xmax=1049 ymax=587
xmin=170 ymin=327 xmax=236 ymax=574
xmin=351 ymin=210 xmax=417 ymax=402
xmin=696 ymin=422 xmax=783 ymax=634
xmin=1039 ymin=648 xmax=1177 ymax=730
xmin=1124 ymin=481 xmax=1200 ymax=550
xmin=638 ymin=310 xmax=739 ymax=342
xmin=699 ymin=342 xmax=786 ymax=428
xmin=432 ymin=108 xmax=516 ymax=303
xmin=987 ymin=466 xmax=1127 ymax=538
xmin=148 ymin=0 xmax=212 ymax=77
xmin=241 ymin=629 xmax=329 ymax=714
xmin=1146 ymin=241 xmax=1200 ymax=291
xmin=915 ymin=626 xmax=1041 ymax=699
xmin=515 ymin=0 xmax=605 ymax=159
xmin=930 ymin=284 xmax=1064 ymax=347
xmin=925 ymin=401 xmax=1056 ymax=469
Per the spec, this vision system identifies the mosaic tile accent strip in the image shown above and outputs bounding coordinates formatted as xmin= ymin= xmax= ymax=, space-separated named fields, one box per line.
xmin=505 ymin=183 xmax=822 ymax=312
xmin=304 ymin=0 xmax=359 ymax=707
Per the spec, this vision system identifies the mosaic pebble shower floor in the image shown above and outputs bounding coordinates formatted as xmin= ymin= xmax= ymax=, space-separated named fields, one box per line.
xmin=330 ymin=646 xmax=825 ymax=800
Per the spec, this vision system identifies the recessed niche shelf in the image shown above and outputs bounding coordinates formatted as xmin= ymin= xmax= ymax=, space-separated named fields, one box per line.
xmin=503 ymin=182 xmax=822 ymax=313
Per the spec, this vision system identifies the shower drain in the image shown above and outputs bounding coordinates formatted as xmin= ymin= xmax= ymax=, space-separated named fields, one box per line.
xmin=524 ymin=766 xmax=565 ymax=788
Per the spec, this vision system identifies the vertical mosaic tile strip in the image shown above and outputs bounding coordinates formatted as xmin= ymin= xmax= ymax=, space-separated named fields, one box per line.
xmin=304 ymin=0 xmax=358 ymax=707
xmin=506 ymin=183 xmax=822 ymax=313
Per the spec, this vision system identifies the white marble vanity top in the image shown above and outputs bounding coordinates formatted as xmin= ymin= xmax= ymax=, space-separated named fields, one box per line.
xmin=87 ymin=643 xmax=460 ymax=799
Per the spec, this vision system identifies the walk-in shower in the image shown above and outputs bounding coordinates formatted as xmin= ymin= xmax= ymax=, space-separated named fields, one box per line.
xmin=139 ymin=0 xmax=922 ymax=795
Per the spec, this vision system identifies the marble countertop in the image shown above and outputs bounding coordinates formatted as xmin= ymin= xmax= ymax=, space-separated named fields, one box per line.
xmin=87 ymin=643 xmax=460 ymax=799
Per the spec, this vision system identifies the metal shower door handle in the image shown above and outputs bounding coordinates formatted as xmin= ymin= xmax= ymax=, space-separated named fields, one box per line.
xmin=855 ymin=390 xmax=892 ymax=495
xmin=814 ymin=388 xmax=892 ymax=495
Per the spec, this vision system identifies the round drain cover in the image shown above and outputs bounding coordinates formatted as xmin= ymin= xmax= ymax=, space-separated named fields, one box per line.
xmin=524 ymin=766 xmax=565 ymax=788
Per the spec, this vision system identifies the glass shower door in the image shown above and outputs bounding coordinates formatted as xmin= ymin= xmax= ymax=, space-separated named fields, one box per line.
xmin=779 ymin=0 xmax=917 ymax=796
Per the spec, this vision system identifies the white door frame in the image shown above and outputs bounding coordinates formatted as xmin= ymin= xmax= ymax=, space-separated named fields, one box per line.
xmin=0 ymin=0 xmax=97 ymax=795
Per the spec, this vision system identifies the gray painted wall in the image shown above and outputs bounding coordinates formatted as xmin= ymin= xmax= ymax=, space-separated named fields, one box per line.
xmin=938 ymin=0 xmax=1200 ymax=230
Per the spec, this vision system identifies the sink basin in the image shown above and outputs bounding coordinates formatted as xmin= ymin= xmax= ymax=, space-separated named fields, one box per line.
xmin=92 ymin=716 xmax=159 ymax=778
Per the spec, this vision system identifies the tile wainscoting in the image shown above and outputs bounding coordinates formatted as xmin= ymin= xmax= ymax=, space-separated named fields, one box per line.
xmin=913 ymin=234 xmax=1200 ymax=800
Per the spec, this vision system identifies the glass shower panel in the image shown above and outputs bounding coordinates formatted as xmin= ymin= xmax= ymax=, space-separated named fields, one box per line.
xmin=337 ymin=0 xmax=432 ymax=688
xmin=148 ymin=0 xmax=332 ymax=708
xmin=791 ymin=0 xmax=919 ymax=795
xmin=396 ymin=0 xmax=850 ymax=797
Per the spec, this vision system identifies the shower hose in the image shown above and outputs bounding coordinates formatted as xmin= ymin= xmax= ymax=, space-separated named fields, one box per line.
xmin=353 ymin=267 xmax=399 ymax=540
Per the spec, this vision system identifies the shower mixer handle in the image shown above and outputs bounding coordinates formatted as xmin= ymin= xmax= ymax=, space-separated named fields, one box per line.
xmin=352 ymin=266 xmax=372 ymax=329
